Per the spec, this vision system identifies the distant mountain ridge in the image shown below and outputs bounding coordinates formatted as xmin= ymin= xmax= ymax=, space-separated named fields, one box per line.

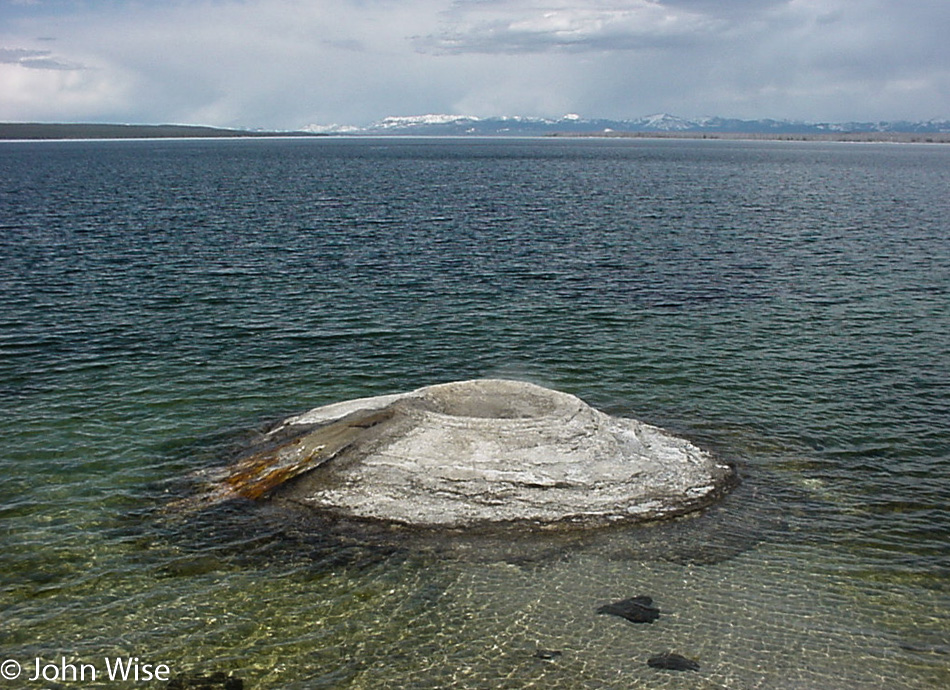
xmin=4 ymin=116 xmax=949 ymax=141
xmin=305 ymin=113 xmax=950 ymax=137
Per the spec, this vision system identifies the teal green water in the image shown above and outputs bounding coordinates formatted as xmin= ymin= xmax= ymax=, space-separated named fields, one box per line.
xmin=1 ymin=137 xmax=948 ymax=688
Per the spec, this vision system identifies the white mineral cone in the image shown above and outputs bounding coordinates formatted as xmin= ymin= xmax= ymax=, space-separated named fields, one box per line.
xmin=239 ymin=379 xmax=738 ymax=528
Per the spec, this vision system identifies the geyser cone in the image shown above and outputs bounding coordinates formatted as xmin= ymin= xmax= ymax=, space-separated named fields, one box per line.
xmin=188 ymin=379 xmax=737 ymax=528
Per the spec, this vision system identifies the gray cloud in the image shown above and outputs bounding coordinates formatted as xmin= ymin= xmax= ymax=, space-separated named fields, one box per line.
xmin=419 ymin=1 xmax=725 ymax=54
xmin=0 ymin=47 xmax=81 ymax=70
xmin=0 ymin=0 xmax=947 ymax=127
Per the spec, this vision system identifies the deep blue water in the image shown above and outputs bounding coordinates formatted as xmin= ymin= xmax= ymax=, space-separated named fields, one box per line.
xmin=1 ymin=137 xmax=948 ymax=688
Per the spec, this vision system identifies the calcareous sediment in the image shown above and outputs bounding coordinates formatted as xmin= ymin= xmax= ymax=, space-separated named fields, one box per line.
xmin=193 ymin=379 xmax=736 ymax=528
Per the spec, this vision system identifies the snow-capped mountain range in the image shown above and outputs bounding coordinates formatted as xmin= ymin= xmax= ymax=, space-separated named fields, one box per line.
xmin=304 ymin=113 xmax=950 ymax=136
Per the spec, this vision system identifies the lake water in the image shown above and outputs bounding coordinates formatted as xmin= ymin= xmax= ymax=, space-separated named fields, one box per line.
xmin=1 ymin=137 xmax=948 ymax=688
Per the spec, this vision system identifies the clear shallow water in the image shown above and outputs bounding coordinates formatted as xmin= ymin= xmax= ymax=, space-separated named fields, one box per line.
xmin=1 ymin=137 xmax=948 ymax=688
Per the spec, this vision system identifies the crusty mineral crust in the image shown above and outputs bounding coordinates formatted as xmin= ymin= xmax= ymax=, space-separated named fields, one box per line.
xmin=204 ymin=379 xmax=736 ymax=528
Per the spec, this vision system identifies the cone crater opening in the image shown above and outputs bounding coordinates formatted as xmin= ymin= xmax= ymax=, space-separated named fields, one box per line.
xmin=419 ymin=381 xmax=564 ymax=420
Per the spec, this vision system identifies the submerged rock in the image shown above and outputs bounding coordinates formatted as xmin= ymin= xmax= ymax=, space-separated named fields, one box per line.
xmin=597 ymin=595 xmax=661 ymax=623
xmin=533 ymin=649 xmax=563 ymax=660
xmin=647 ymin=652 xmax=700 ymax=672
xmin=189 ymin=379 xmax=736 ymax=528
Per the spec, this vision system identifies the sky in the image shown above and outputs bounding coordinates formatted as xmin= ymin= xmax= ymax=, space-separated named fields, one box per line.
xmin=1 ymin=0 xmax=948 ymax=129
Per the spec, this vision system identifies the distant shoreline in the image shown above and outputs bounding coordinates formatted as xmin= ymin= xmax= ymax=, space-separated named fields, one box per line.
xmin=548 ymin=130 xmax=950 ymax=144
xmin=3 ymin=122 xmax=948 ymax=143
xmin=0 ymin=123 xmax=325 ymax=140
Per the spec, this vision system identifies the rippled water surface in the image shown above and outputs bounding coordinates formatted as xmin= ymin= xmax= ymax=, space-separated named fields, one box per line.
xmin=1 ymin=137 xmax=948 ymax=688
